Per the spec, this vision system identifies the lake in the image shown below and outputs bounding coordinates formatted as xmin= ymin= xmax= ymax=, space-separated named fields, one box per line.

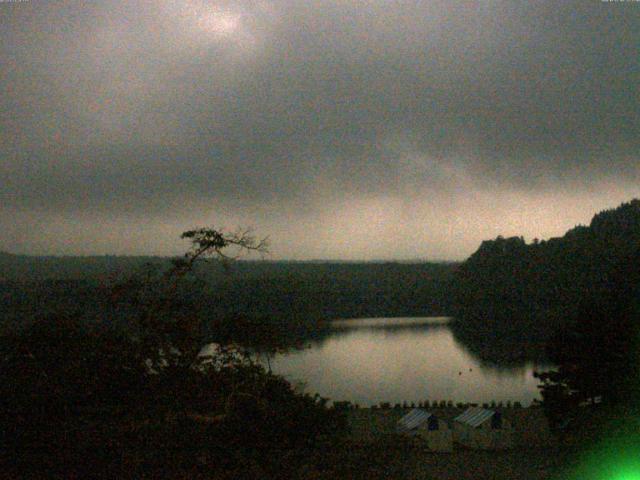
xmin=261 ymin=317 xmax=549 ymax=407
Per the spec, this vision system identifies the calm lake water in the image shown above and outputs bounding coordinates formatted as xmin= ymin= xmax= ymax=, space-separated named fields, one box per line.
xmin=261 ymin=317 xmax=549 ymax=407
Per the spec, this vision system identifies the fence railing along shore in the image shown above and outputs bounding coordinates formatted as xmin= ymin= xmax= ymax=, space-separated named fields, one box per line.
xmin=333 ymin=400 xmax=525 ymax=410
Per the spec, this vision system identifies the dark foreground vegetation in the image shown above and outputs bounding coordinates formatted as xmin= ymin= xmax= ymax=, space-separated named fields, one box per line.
xmin=0 ymin=319 xmax=345 ymax=478
xmin=1 ymin=229 xmax=350 ymax=479
xmin=1 ymin=200 xmax=640 ymax=478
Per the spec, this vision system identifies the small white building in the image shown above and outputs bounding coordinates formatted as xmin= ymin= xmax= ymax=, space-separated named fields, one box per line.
xmin=396 ymin=408 xmax=453 ymax=452
xmin=453 ymin=407 xmax=513 ymax=450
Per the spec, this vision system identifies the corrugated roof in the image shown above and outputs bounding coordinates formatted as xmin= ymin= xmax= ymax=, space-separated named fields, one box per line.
xmin=396 ymin=408 xmax=432 ymax=433
xmin=454 ymin=407 xmax=495 ymax=428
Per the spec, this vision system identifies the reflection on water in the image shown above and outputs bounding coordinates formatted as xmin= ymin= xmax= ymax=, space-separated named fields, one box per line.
xmin=265 ymin=317 xmax=551 ymax=407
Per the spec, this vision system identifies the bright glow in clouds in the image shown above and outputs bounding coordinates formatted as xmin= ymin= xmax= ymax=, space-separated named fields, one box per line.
xmin=193 ymin=5 xmax=241 ymax=36
xmin=1 ymin=0 xmax=638 ymax=257
xmin=174 ymin=0 xmax=263 ymax=48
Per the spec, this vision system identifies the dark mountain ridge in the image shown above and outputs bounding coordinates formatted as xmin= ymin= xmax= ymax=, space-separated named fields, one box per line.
xmin=453 ymin=199 xmax=640 ymax=343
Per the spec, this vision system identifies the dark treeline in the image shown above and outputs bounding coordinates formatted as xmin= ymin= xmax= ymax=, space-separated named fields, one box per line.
xmin=449 ymin=200 xmax=640 ymax=459
xmin=0 ymin=252 xmax=170 ymax=282
xmin=451 ymin=199 xmax=640 ymax=361
xmin=0 ymin=258 xmax=456 ymax=335
xmin=3 ymin=200 xmax=640 ymax=366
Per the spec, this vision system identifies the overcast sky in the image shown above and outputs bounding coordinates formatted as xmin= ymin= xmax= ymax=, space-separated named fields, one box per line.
xmin=1 ymin=0 xmax=639 ymax=259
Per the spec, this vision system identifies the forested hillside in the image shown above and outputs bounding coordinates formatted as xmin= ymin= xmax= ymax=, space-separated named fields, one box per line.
xmin=453 ymin=199 xmax=640 ymax=343
xmin=0 ymin=252 xmax=170 ymax=281
xmin=0 ymin=257 xmax=457 ymax=335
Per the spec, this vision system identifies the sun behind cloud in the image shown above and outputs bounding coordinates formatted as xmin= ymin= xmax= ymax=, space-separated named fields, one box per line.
xmin=193 ymin=4 xmax=241 ymax=36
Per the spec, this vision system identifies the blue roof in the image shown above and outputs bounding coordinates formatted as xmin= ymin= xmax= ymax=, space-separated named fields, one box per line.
xmin=396 ymin=408 xmax=433 ymax=433
xmin=454 ymin=407 xmax=495 ymax=427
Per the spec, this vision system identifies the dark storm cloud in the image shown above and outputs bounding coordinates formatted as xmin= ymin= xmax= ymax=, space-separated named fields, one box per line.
xmin=1 ymin=0 xmax=639 ymax=257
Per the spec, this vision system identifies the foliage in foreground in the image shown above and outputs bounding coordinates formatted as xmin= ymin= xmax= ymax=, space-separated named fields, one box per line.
xmin=0 ymin=228 xmax=346 ymax=478
xmin=0 ymin=314 xmax=345 ymax=478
